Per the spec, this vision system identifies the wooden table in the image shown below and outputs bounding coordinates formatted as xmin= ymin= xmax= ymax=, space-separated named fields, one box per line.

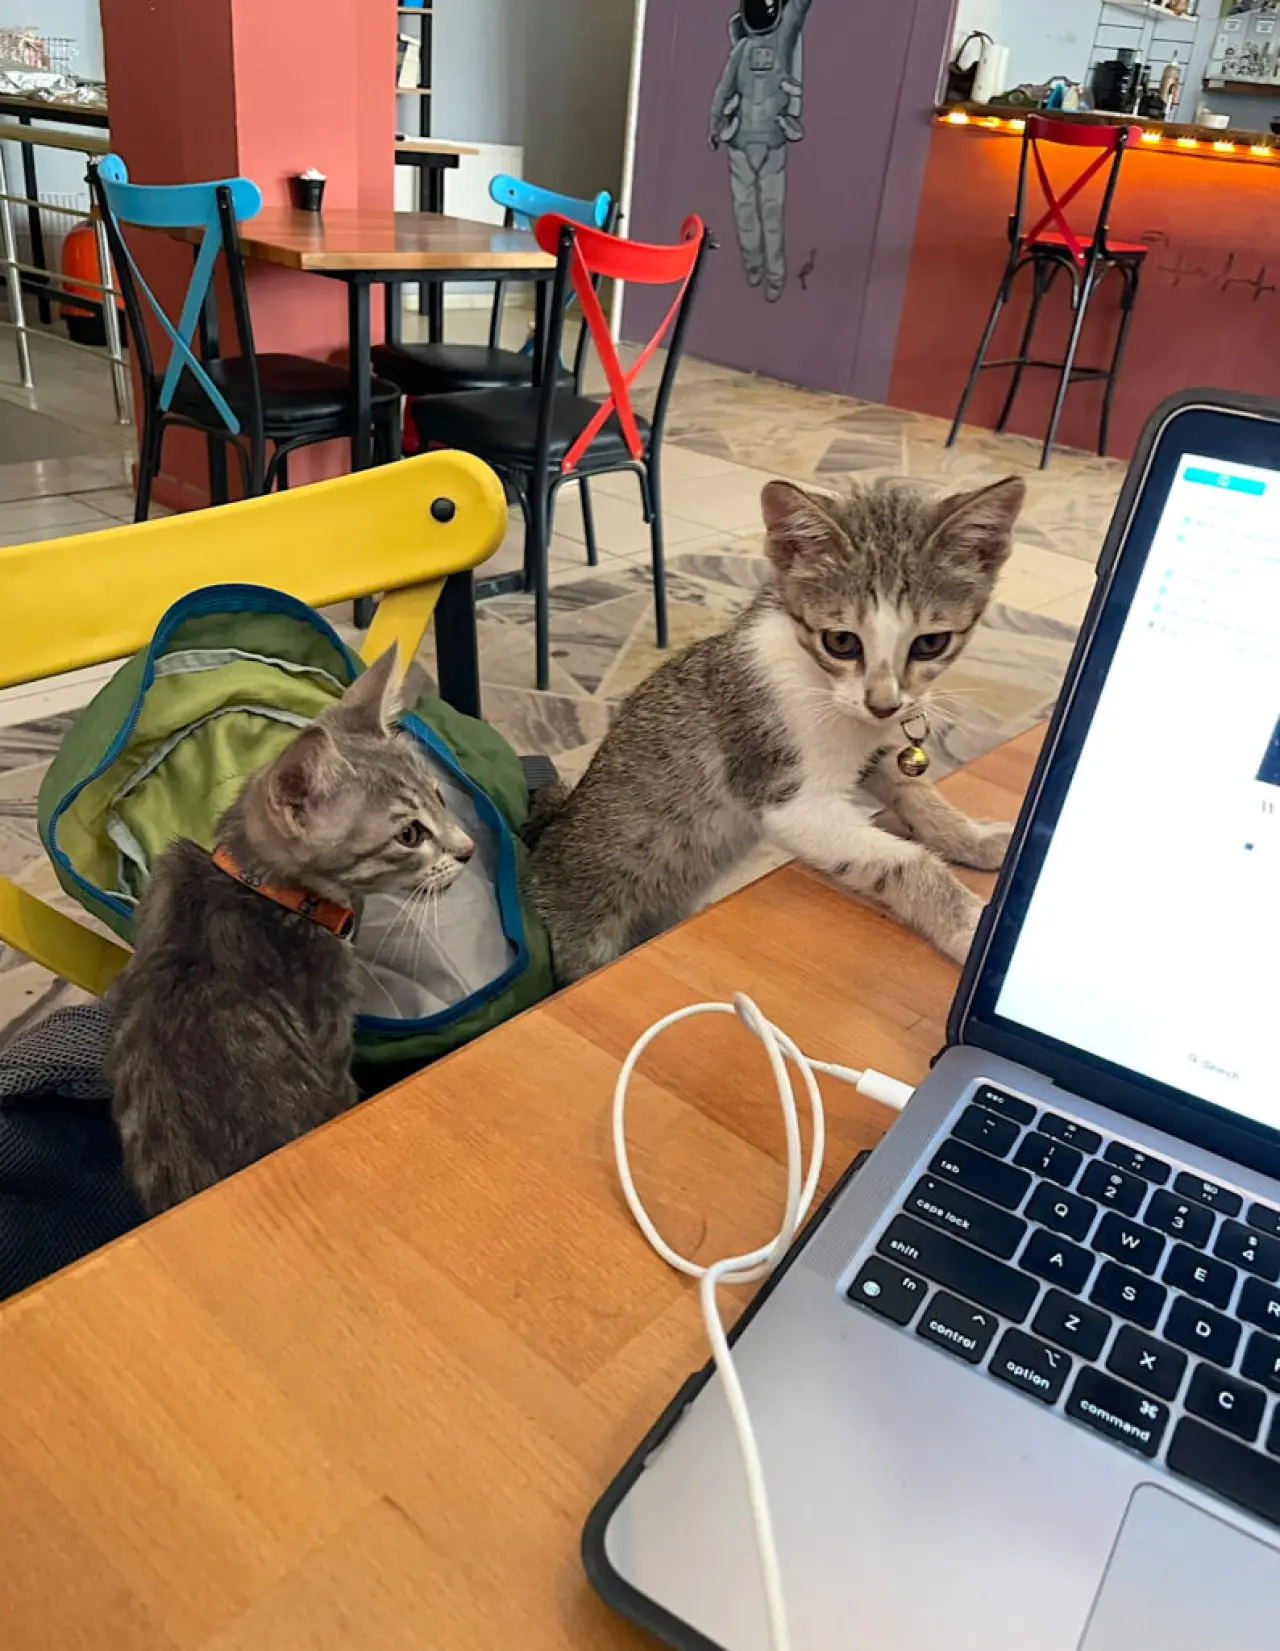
xmin=0 ymin=729 xmax=1040 ymax=1651
xmin=169 ymin=208 xmax=556 ymax=471
xmin=393 ymin=140 xmax=482 ymax=333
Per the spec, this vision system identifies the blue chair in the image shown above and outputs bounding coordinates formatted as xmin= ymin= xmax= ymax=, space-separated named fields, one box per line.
xmin=373 ymin=174 xmax=612 ymax=399
xmin=92 ymin=155 xmax=402 ymax=521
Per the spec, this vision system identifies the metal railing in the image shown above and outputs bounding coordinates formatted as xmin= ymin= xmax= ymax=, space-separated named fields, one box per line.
xmin=0 ymin=121 xmax=130 ymax=423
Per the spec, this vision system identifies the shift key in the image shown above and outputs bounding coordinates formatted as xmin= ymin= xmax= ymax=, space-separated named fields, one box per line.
xmin=878 ymin=1214 xmax=1037 ymax=1321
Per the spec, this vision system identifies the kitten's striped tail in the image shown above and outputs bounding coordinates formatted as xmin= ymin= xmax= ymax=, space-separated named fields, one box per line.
xmin=521 ymin=780 xmax=571 ymax=849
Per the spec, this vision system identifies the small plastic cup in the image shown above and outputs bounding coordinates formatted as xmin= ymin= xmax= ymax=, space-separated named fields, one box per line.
xmin=291 ymin=173 xmax=326 ymax=212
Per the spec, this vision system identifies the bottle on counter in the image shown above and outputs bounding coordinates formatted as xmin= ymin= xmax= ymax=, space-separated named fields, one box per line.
xmin=1160 ymin=55 xmax=1182 ymax=119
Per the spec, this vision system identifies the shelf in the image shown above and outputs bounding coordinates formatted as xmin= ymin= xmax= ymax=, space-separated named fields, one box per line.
xmin=1104 ymin=0 xmax=1198 ymax=17
xmin=396 ymin=6 xmax=432 ymax=12
xmin=1203 ymin=77 xmax=1280 ymax=97
xmin=396 ymin=87 xmax=433 ymax=95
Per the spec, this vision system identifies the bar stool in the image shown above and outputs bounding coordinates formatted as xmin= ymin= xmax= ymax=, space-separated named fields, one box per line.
xmin=947 ymin=115 xmax=1147 ymax=468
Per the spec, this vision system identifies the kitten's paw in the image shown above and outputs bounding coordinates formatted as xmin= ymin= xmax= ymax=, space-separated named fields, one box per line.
xmin=941 ymin=894 xmax=984 ymax=965
xmin=955 ymin=819 xmax=1014 ymax=872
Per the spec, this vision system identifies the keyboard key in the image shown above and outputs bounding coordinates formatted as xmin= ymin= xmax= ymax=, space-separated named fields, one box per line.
xmin=1066 ymin=1368 xmax=1169 ymax=1459
xmin=1240 ymin=1277 xmax=1280 ymax=1335
xmin=1095 ymin=1213 xmax=1164 ymax=1276
xmin=1242 ymin=1332 xmax=1280 ymax=1395
xmin=847 ymin=1257 xmax=929 ymax=1325
xmin=1247 ymin=1202 xmax=1280 ymax=1240
xmin=1170 ymin=1418 xmax=1280 ymax=1527
xmin=972 ymin=1084 xmax=1036 ymax=1126
xmin=1025 ymin=1182 xmax=1096 ymax=1243
xmin=1021 ymin=1228 xmax=1094 ymax=1293
xmin=930 ymin=1139 xmax=1031 ymax=1212
xmin=1165 ymin=1296 xmax=1241 ymax=1368
xmin=1215 ymin=1219 xmax=1280 ymax=1283
xmin=1185 ymin=1365 xmax=1267 ymax=1444
xmin=1038 ymin=1113 xmax=1102 ymax=1155
xmin=1106 ymin=1326 xmax=1187 ymax=1401
xmin=877 ymin=1216 xmax=1037 ymax=1322
xmin=952 ymin=1104 xmax=1020 ymax=1159
xmin=1103 ymin=1143 xmax=1170 ymax=1185
xmin=1014 ymin=1132 xmax=1083 ymax=1187
xmin=1033 ymin=1289 xmax=1112 ymax=1360
xmin=1144 ymin=1189 xmax=1213 ymax=1248
xmin=906 ymin=1177 xmax=1026 ymax=1261
xmin=990 ymin=1328 xmax=1071 ymax=1404
xmin=916 ymin=1291 xmax=998 ymax=1365
xmin=1079 ymin=1159 xmax=1147 ymax=1217
xmin=1172 ymin=1172 xmax=1242 ymax=1218
xmin=1091 ymin=1261 xmax=1166 ymax=1329
xmin=1163 ymin=1243 xmax=1236 ymax=1309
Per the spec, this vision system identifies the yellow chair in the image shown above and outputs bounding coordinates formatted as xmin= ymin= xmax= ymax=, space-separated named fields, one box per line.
xmin=0 ymin=449 xmax=507 ymax=997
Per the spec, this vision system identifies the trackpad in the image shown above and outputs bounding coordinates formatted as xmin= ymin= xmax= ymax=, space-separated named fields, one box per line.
xmin=1081 ymin=1484 xmax=1280 ymax=1649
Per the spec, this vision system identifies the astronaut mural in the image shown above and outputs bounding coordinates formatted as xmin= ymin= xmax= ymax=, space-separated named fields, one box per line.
xmin=708 ymin=0 xmax=814 ymax=303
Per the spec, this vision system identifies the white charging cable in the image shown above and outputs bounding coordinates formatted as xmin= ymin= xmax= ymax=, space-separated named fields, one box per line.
xmin=613 ymin=994 xmax=915 ymax=1651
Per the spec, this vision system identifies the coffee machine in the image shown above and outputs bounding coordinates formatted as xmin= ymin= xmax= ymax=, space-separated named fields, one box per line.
xmin=1091 ymin=48 xmax=1142 ymax=113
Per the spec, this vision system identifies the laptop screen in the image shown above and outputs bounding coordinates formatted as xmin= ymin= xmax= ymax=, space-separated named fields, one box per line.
xmin=992 ymin=452 xmax=1280 ymax=1129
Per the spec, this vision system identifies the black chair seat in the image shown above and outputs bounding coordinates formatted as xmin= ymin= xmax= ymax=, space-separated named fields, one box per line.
xmin=372 ymin=341 xmax=574 ymax=397
xmin=412 ymin=387 xmax=650 ymax=469
xmin=169 ymin=354 xmax=401 ymax=431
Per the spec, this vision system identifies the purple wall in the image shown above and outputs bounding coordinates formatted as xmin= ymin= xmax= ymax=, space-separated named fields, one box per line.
xmin=625 ymin=0 xmax=955 ymax=403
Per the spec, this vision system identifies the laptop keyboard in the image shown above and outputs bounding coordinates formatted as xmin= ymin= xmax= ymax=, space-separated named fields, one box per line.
xmin=847 ymin=1083 xmax=1280 ymax=1529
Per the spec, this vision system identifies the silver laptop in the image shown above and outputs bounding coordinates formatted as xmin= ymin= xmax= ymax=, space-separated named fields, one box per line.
xmin=583 ymin=391 xmax=1280 ymax=1651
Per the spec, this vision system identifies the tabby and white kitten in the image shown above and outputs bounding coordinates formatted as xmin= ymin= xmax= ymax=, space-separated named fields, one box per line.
xmin=108 ymin=647 xmax=476 ymax=1216
xmin=528 ymin=475 xmax=1026 ymax=983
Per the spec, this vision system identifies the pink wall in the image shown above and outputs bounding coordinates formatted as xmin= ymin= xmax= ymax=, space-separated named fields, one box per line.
xmin=890 ymin=125 xmax=1280 ymax=460
xmin=99 ymin=0 xmax=395 ymax=508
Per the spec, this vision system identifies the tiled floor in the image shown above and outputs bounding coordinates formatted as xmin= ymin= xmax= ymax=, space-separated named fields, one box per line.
xmin=0 ymin=300 xmax=1127 ymax=1039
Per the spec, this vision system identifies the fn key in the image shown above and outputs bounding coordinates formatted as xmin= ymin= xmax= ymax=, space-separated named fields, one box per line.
xmin=848 ymin=1256 xmax=928 ymax=1325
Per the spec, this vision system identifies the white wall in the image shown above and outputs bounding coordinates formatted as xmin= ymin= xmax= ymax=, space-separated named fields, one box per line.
xmin=428 ymin=0 xmax=529 ymax=146
xmin=431 ymin=0 xmax=635 ymax=199
xmin=523 ymin=0 xmax=636 ymax=199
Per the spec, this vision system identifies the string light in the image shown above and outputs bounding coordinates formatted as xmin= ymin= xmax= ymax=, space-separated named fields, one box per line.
xmin=935 ymin=109 xmax=1280 ymax=164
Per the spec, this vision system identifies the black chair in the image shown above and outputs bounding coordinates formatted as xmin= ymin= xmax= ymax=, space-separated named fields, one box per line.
xmin=92 ymin=155 xmax=402 ymax=521
xmin=946 ymin=115 xmax=1147 ymax=468
xmin=410 ymin=212 xmax=711 ymax=691
xmin=373 ymin=176 xmax=617 ymax=566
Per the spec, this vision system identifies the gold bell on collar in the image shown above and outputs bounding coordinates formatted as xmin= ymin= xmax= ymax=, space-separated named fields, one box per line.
xmin=896 ymin=712 xmax=932 ymax=778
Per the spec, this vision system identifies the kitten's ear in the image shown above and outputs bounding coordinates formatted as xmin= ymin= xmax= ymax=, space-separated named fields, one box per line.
xmin=264 ymin=724 xmax=347 ymax=836
xmin=329 ymin=644 xmax=401 ymax=738
xmin=761 ymin=480 xmax=847 ymax=575
xmin=925 ymin=476 xmax=1025 ymax=577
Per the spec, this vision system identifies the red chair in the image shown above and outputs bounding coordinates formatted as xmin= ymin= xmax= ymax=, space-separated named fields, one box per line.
xmin=410 ymin=213 xmax=711 ymax=690
xmin=947 ymin=115 xmax=1147 ymax=467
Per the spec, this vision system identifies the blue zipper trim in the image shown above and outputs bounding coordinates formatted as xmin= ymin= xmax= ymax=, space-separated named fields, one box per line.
xmin=46 ymin=584 xmax=528 ymax=1036
xmin=47 ymin=584 xmax=360 ymax=925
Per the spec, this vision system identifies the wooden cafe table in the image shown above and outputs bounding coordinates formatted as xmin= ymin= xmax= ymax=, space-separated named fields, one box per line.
xmin=0 ymin=728 xmax=1042 ymax=1650
xmin=168 ymin=208 xmax=557 ymax=472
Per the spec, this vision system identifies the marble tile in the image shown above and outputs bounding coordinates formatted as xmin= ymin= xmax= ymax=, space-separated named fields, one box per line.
xmin=0 ymin=452 xmax=132 ymax=505
xmin=660 ymin=466 xmax=779 ymax=533
xmin=551 ymin=486 xmax=713 ymax=558
xmin=0 ymin=716 xmax=73 ymax=775
xmin=0 ymin=495 xmax=110 ymax=536
xmin=1036 ymin=585 xmax=1095 ymax=628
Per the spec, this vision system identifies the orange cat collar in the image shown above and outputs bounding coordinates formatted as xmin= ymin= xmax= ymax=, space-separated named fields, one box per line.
xmin=210 ymin=845 xmax=356 ymax=939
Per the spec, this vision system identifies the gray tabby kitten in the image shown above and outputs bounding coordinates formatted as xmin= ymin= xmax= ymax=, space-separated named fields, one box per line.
xmin=528 ymin=474 xmax=1026 ymax=983
xmin=108 ymin=647 xmax=475 ymax=1215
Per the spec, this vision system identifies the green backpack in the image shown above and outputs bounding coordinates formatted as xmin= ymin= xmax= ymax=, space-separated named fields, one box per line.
xmin=37 ymin=584 xmax=554 ymax=1088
